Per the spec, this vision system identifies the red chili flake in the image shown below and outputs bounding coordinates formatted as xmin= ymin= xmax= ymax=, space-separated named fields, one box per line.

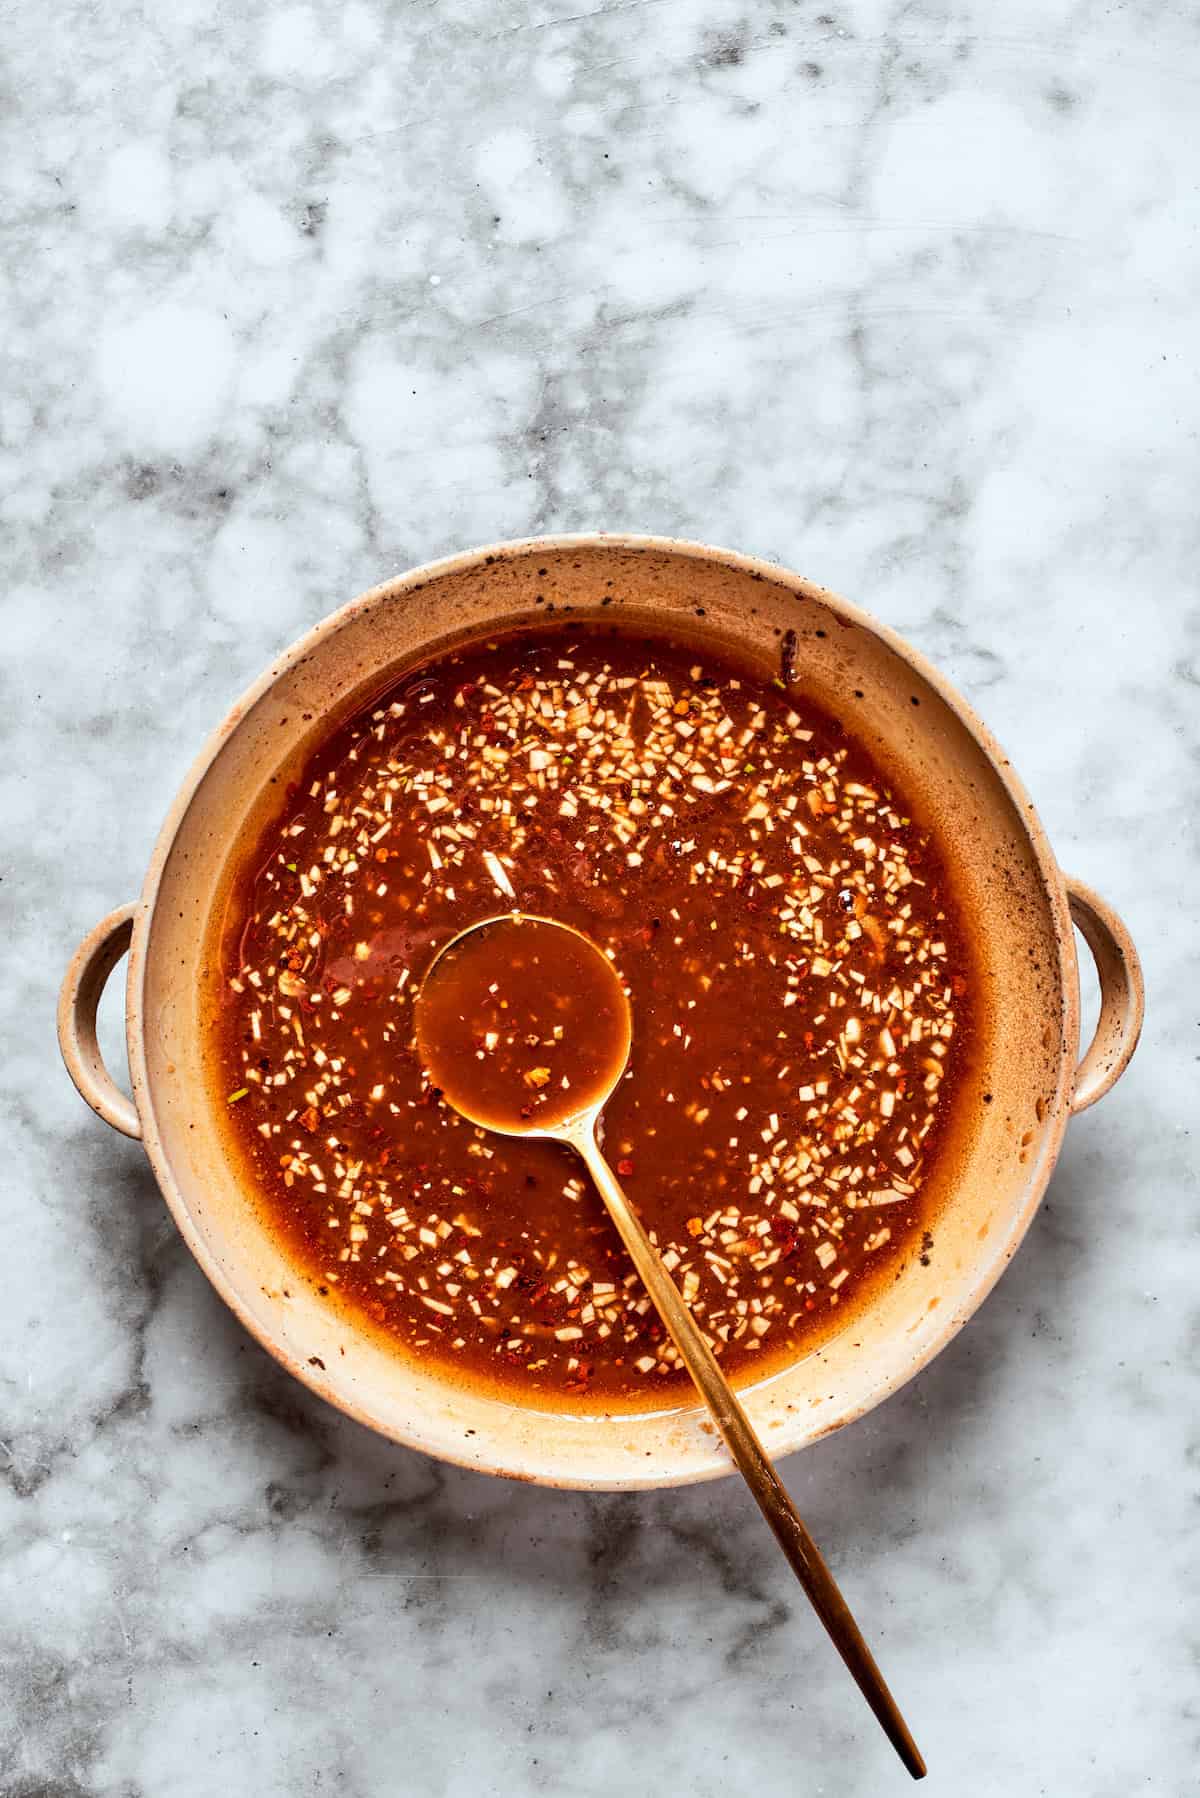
xmin=774 ymin=1222 xmax=800 ymax=1258
xmin=536 ymin=1291 xmax=568 ymax=1326
xmin=616 ymin=1157 xmax=635 ymax=1177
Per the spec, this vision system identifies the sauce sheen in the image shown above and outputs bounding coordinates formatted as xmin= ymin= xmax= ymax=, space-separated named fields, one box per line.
xmin=213 ymin=628 xmax=975 ymax=1409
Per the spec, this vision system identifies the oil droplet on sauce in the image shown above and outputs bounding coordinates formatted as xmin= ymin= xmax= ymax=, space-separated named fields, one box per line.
xmin=415 ymin=916 xmax=631 ymax=1132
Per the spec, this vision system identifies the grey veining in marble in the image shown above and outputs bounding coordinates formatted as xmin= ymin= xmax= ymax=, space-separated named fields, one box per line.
xmin=3 ymin=0 xmax=1197 ymax=1792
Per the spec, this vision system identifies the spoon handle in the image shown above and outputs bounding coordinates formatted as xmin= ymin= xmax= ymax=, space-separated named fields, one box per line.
xmin=571 ymin=1127 xmax=926 ymax=1781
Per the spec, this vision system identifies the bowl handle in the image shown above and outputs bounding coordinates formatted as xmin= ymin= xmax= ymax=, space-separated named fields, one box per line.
xmin=1065 ymin=878 xmax=1144 ymax=1114
xmin=57 ymin=904 xmax=142 ymax=1140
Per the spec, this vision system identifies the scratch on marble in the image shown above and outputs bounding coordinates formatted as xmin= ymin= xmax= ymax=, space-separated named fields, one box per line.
xmin=485 ymin=0 xmax=674 ymax=41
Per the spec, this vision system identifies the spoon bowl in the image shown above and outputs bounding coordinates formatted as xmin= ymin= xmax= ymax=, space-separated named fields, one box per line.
xmin=415 ymin=912 xmax=632 ymax=1138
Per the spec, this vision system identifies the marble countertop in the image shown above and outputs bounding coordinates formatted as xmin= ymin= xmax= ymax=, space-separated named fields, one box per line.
xmin=4 ymin=1 xmax=1196 ymax=1791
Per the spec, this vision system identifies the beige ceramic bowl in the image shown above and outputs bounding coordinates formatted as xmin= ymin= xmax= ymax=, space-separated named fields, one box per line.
xmin=58 ymin=537 xmax=1143 ymax=1489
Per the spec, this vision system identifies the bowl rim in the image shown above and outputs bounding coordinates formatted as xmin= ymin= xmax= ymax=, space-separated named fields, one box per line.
xmin=122 ymin=533 xmax=1078 ymax=1487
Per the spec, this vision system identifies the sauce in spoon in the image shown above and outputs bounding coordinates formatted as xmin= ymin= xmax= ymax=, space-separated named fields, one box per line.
xmin=415 ymin=914 xmax=631 ymax=1133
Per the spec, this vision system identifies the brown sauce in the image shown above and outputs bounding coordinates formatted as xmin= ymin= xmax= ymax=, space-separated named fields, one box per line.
xmin=415 ymin=917 xmax=631 ymax=1134
xmin=212 ymin=627 xmax=975 ymax=1409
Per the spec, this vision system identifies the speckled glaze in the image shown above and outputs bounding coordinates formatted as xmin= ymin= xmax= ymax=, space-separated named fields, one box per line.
xmin=58 ymin=536 xmax=1142 ymax=1489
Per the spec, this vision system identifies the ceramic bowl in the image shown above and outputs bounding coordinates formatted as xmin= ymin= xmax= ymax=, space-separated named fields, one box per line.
xmin=59 ymin=537 xmax=1143 ymax=1488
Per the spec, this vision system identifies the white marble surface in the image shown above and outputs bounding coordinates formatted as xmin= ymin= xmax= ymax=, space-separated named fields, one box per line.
xmin=3 ymin=0 xmax=1196 ymax=1791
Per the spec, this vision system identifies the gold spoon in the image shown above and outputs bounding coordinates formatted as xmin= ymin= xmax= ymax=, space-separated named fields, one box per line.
xmin=415 ymin=912 xmax=926 ymax=1781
